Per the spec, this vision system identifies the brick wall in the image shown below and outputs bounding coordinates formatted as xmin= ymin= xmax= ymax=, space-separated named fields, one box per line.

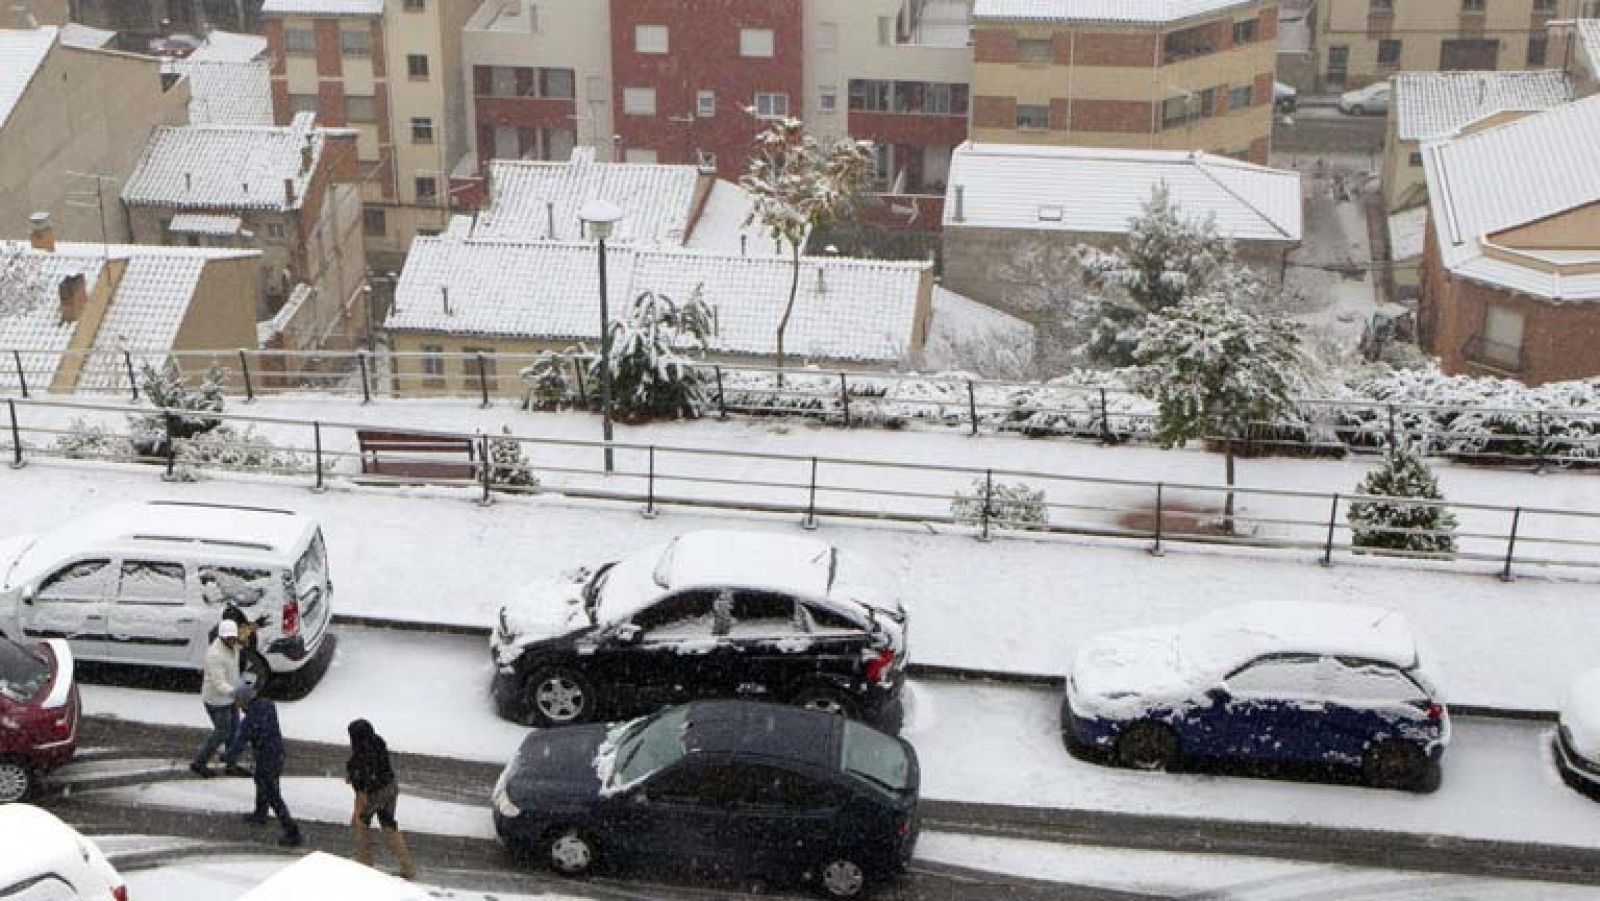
xmin=973 ymin=95 xmax=1016 ymax=129
xmin=1075 ymin=30 xmax=1158 ymax=66
xmin=973 ymin=28 xmax=1018 ymax=63
xmin=1071 ymin=99 xmax=1154 ymax=133
xmin=847 ymin=111 xmax=969 ymax=147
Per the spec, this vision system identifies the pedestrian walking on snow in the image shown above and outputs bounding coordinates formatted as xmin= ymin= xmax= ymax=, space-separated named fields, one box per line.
xmin=228 ymin=674 xmax=301 ymax=847
xmin=347 ymin=719 xmax=417 ymax=879
xmin=190 ymin=618 xmax=249 ymax=778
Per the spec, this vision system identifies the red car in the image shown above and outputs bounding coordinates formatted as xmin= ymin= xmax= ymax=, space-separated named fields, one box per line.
xmin=0 ymin=636 xmax=79 ymax=803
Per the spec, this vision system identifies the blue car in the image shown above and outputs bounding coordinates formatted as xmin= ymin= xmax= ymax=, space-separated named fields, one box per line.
xmin=1061 ymin=602 xmax=1449 ymax=792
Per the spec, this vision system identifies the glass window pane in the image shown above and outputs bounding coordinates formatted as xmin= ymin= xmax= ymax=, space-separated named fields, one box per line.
xmin=119 ymin=561 xmax=187 ymax=603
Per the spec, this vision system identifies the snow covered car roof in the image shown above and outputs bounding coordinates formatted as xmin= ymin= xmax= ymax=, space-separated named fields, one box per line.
xmin=1560 ymin=668 xmax=1600 ymax=762
xmin=657 ymin=530 xmax=835 ymax=596
xmin=238 ymin=851 xmax=427 ymax=900
xmin=0 ymin=803 xmax=122 ymax=893
xmin=1180 ymin=601 xmax=1420 ymax=680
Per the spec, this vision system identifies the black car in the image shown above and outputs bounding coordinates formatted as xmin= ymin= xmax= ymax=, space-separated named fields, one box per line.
xmin=490 ymin=530 xmax=908 ymax=729
xmin=491 ymin=700 xmax=921 ymax=899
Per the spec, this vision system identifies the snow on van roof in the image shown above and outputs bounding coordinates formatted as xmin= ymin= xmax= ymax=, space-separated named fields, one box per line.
xmin=1179 ymin=601 xmax=1419 ymax=678
xmin=17 ymin=502 xmax=314 ymax=575
xmin=0 ymin=804 xmax=102 ymax=886
xmin=238 ymin=851 xmax=426 ymax=900
xmin=661 ymin=530 xmax=833 ymax=598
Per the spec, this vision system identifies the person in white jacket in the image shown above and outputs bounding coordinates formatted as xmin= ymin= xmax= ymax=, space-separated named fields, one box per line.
xmin=190 ymin=619 xmax=248 ymax=777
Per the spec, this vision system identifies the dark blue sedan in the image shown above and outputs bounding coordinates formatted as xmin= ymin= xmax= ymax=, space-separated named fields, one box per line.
xmin=1061 ymin=602 xmax=1449 ymax=791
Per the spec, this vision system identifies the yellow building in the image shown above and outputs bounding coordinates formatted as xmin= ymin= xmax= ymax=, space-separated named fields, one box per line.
xmin=1309 ymin=0 xmax=1578 ymax=92
xmin=968 ymin=0 xmax=1279 ymax=163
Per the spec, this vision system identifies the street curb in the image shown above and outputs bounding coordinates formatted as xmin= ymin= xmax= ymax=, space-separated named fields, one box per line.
xmin=328 ymin=614 xmax=1561 ymax=723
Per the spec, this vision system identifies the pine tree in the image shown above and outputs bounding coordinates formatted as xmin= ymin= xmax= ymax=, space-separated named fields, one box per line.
xmin=137 ymin=361 xmax=227 ymax=439
xmin=1348 ymin=445 xmax=1458 ymax=554
xmin=597 ymin=288 xmax=716 ymax=421
xmin=1133 ymin=294 xmax=1303 ymax=530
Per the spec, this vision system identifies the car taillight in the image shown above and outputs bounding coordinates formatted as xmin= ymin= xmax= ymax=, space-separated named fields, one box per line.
xmin=51 ymin=713 xmax=71 ymax=738
xmin=1427 ymin=702 xmax=1444 ymax=722
xmin=281 ymin=599 xmax=300 ymax=637
xmin=866 ymin=649 xmax=896 ymax=684
xmin=898 ymin=818 xmax=912 ymax=838
xmin=113 ymin=886 xmax=128 ymax=901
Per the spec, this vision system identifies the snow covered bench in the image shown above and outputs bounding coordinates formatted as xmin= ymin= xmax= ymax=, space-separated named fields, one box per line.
xmin=356 ymin=429 xmax=477 ymax=481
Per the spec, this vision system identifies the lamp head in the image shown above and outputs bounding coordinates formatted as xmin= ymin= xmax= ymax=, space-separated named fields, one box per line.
xmin=579 ymin=199 xmax=625 ymax=241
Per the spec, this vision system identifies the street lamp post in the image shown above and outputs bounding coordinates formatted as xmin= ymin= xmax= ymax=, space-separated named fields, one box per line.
xmin=579 ymin=199 xmax=624 ymax=474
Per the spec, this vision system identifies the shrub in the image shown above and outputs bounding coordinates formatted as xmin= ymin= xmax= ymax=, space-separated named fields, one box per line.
xmin=55 ymin=417 xmax=131 ymax=460
xmin=488 ymin=427 xmax=539 ymax=487
xmin=951 ymin=478 xmax=1048 ymax=531
xmin=1347 ymin=446 xmax=1458 ymax=554
xmin=169 ymin=425 xmax=306 ymax=481
xmin=519 ymin=350 xmax=575 ymax=411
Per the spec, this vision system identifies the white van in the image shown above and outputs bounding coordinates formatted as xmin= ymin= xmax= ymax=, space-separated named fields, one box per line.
xmin=0 ymin=501 xmax=333 ymax=691
xmin=0 ymin=804 xmax=125 ymax=900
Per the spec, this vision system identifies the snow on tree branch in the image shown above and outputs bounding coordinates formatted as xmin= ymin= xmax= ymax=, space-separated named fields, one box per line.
xmin=0 ymin=245 xmax=49 ymax=320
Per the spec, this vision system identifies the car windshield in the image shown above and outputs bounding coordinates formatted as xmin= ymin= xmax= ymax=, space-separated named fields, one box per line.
xmin=840 ymin=720 xmax=911 ymax=795
xmin=0 ymin=638 xmax=50 ymax=704
xmin=609 ymin=706 xmax=689 ymax=789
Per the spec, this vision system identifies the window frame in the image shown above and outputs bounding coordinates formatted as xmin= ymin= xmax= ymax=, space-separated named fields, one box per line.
xmin=116 ymin=560 xmax=189 ymax=606
xmin=410 ymin=116 xmax=435 ymax=144
xmin=740 ymin=27 xmax=775 ymax=58
xmin=283 ymin=26 xmax=315 ymax=57
xmin=696 ymin=89 xmax=716 ymax=118
xmin=623 ymin=86 xmax=658 ymax=116
xmin=1015 ymin=103 xmax=1049 ymax=130
xmin=635 ymin=24 xmax=669 ymax=54
xmin=338 ymin=28 xmax=371 ymax=57
xmin=407 ymin=53 xmax=430 ymax=81
xmin=754 ymin=91 xmax=789 ymax=120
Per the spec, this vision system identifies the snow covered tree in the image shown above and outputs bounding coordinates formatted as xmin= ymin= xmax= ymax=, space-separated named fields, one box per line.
xmin=595 ymin=288 xmax=716 ymax=421
xmin=1348 ymin=445 xmax=1458 ymax=555
xmin=950 ymin=478 xmax=1048 ymax=531
xmin=488 ymin=426 xmax=539 ymax=487
xmin=519 ymin=350 xmax=574 ymax=410
xmin=741 ymin=118 xmax=872 ymax=373
xmin=137 ymin=361 xmax=227 ymax=439
xmin=0 ymin=245 xmax=47 ymax=320
xmin=1133 ymin=294 xmax=1303 ymax=530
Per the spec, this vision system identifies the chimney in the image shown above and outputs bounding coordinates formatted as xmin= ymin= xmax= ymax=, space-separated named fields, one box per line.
xmin=284 ymin=177 xmax=297 ymax=207
xmin=816 ymin=265 xmax=826 ymax=294
xmin=440 ymin=285 xmax=452 ymax=316
xmin=953 ymin=185 xmax=966 ymax=223
xmin=301 ymin=138 xmax=314 ymax=173
xmin=740 ymin=234 xmax=747 ymax=257
xmin=184 ymin=172 xmax=192 ymax=192
xmin=29 ymin=211 xmax=54 ymax=252
xmin=545 ymin=201 xmax=555 ymax=239
xmin=57 ymin=274 xmax=87 ymax=324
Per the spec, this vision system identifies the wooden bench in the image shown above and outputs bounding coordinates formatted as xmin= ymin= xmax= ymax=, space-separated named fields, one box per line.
xmin=356 ymin=429 xmax=477 ymax=481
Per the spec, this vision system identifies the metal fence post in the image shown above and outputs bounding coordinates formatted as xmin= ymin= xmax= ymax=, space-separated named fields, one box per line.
xmin=478 ymin=433 xmax=493 ymax=506
xmin=1098 ymin=387 xmax=1111 ymax=444
xmin=7 ymin=399 xmax=23 ymax=468
xmin=8 ymin=350 xmax=28 ymax=400
xmin=642 ymin=445 xmax=658 ymax=519
xmin=238 ymin=350 xmax=255 ymax=402
xmin=311 ymin=422 xmax=325 ymax=492
xmin=1534 ymin=410 xmax=1547 ymax=474
xmin=714 ymin=365 xmax=728 ymax=419
xmin=573 ymin=356 xmax=588 ymax=406
xmin=802 ymin=457 xmax=818 ymax=530
xmin=979 ymin=469 xmax=993 ymax=542
xmin=161 ymin=413 xmax=177 ymax=481
xmin=1150 ymin=483 xmax=1165 ymax=557
xmin=358 ymin=351 xmax=372 ymax=405
xmin=1500 ymin=507 xmax=1522 ymax=582
xmin=967 ymin=381 xmax=979 ymax=436
xmin=124 ymin=351 xmax=139 ymax=402
xmin=476 ymin=353 xmax=490 ymax=408
xmin=838 ymin=372 xmax=851 ymax=426
xmin=1322 ymin=493 xmax=1340 ymax=566
xmin=1385 ymin=403 xmax=1397 ymax=449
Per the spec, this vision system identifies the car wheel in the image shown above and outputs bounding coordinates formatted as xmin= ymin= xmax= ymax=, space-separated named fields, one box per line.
xmin=816 ymin=855 xmax=869 ymax=899
xmin=526 ymin=667 xmax=595 ymax=727
xmin=545 ymin=827 xmax=597 ymax=878
xmin=0 ymin=758 xmax=34 ymax=804
xmin=1115 ymin=721 xmax=1180 ymax=771
xmin=241 ymin=648 xmax=271 ymax=696
xmin=793 ymin=683 xmax=860 ymax=719
xmin=1351 ymin=104 xmax=1366 ymax=116
xmin=1364 ymin=740 xmax=1432 ymax=792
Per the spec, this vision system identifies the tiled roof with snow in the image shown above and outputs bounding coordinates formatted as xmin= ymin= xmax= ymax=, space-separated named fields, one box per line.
xmin=684 ymin=179 xmax=792 ymax=257
xmin=168 ymin=213 xmax=244 ymax=236
xmin=261 ymin=0 xmax=383 ymax=15
xmin=188 ymin=30 xmax=267 ymax=62
xmin=0 ymin=249 xmax=107 ymax=391
xmin=177 ymin=60 xmax=274 ymax=126
xmin=1423 ymin=94 xmax=1600 ymax=301
xmin=122 ymin=113 xmax=325 ymax=212
xmin=59 ymin=23 xmax=115 ymax=49
xmin=387 ymin=234 xmax=930 ymax=365
xmin=1395 ymin=71 xmax=1572 ymax=142
xmin=0 ymin=27 xmax=55 ymax=130
xmin=476 ymin=150 xmax=701 ymax=245
xmin=971 ymin=0 xmax=1254 ymax=23
xmin=944 ymin=142 xmax=1302 ymax=243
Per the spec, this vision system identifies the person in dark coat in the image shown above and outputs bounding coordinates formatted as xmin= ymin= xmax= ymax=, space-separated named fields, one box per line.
xmin=228 ymin=675 xmax=301 ymax=847
xmin=347 ymin=719 xmax=416 ymax=878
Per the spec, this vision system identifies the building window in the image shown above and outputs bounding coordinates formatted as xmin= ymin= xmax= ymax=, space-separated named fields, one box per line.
xmin=1408 ymin=151 xmax=1423 ymax=166
xmin=407 ymin=54 xmax=430 ymax=80
xmin=848 ymin=79 xmax=968 ymax=115
xmin=623 ymin=87 xmax=657 ymax=116
xmin=817 ymin=21 xmax=838 ymax=51
xmin=415 ymin=176 xmax=437 ymax=203
xmin=1163 ymin=25 xmax=1218 ymax=63
xmin=1232 ymin=19 xmax=1257 ymax=44
xmin=1327 ymin=45 xmax=1350 ymax=80
xmin=339 ymin=29 xmax=370 ymax=57
xmin=403 ymin=0 xmax=424 ymax=9
xmin=1527 ymin=36 xmax=1548 ymax=66
xmin=740 ymin=28 xmax=775 ymax=57
xmin=421 ymin=345 xmax=445 ymax=388
xmin=625 ymin=147 xmax=657 ymax=163
xmin=345 ymin=95 xmax=376 ymax=121
xmin=1533 ymin=0 xmax=1556 ymax=11
xmin=1478 ymin=305 xmax=1524 ymax=370
xmin=1369 ymin=0 xmax=1393 ymax=12
xmin=363 ymin=208 xmax=386 ymax=235
xmin=754 ymin=92 xmax=789 ymax=119
xmin=284 ymin=27 xmax=314 ymax=56
xmin=1198 ymin=87 xmax=1216 ymax=117
xmin=1017 ymin=38 xmax=1052 ymax=65
xmin=1461 ymin=0 xmax=1485 ymax=11
xmin=411 ymin=117 xmax=434 ymax=143
xmin=818 ymin=86 xmax=838 ymax=113
xmin=1162 ymin=95 xmax=1200 ymax=128
xmin=289 ymin=93 xmax=319 ymax=114
xmin=697 ymin=90 xmax=716 ymax=117
xmin=1378 ymin=39 xmax=1402 ymax=65
xmin=1015 ymin=104 xmax=1049 ymax=129
xmin=635 ymin=24 xmax=668 ymax=54
xmin=265 ymin=222 xmax=285 ymax=241
xmin=1228 ymin=85 xmax=1253 ymax=111
xmin=543 ymin=68 xmax=574 ymax=99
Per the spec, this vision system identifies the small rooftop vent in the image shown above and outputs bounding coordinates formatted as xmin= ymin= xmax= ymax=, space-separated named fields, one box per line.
xmin=1036 ymin=205 xmax=1064 ymax=222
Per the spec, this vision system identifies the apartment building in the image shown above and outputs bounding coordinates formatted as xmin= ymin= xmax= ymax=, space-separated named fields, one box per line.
xmin=1307 ymin=0 xmax=1581 ymax=92
xmin=968 ymin=0 xmax=1279 ymax=164
xmin=69 ymin=0 xmax=264 ymax=37
xmin=262 ymin=0 xmax=475 ymax=269
xmin=1567 ymin=18 xmax=1600 ymax=95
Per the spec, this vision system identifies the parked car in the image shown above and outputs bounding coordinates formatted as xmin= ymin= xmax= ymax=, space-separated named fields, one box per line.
xmin=0 ymin=804 xmax=126 ymax=899
xmin=0 ymin=636 xmax=79 ymax=803
xmin=492 ymin=700 xmax=919 ymax=899
xmin=1061 ymin=602 xmax=1449 ymax=791
xmin=1554 ymin=668 xmax=1600 ymax=799
xmin=0 ymin=501 xmax=334 ymax=693
xmin=1274 ymin=81 xmax=1298 ymax=113
xmin=1338 ymin=81 xmax=1391 ymax=116
xmin=490 ymin=530 xmax=907 ymax=729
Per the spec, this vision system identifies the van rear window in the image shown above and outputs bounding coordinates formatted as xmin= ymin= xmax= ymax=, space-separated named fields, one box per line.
xmin=200 ymin=566 xmax=282 ymax=608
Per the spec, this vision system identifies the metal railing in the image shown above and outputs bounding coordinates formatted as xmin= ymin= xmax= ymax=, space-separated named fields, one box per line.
xmin=5 ymin=347 xmax=1600 ymax=468
xmin=3 ymin=396 xmax=1596 ymax=581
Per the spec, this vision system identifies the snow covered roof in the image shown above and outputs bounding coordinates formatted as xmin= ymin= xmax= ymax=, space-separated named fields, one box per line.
xmin=1394 ymin=71 xmax=1572 ymax=142
xmin=387 ymin=232 xmax=930 ymax=365
xmin=0 ymin=27 xmax=55 ymax=130
xmin=1423 ymin=93 xmax=1600 ymax=301
xmin=478 ymin=149 xmax=697 ymax=245
xmin=1387 ymin=206 xmax=1429 ymax=263
xmin=261 ymin=0 xmax=384 ymax=15
xmin=1182 ymin=602 xmax=1421 ymax=677
xmin=661 ymin=530 xmax=834 ymax=596
xmin=122 ymin=113 xmax=326 ymax=211
xmin=971 ymin=0 xmax=1255 ymax=24
xmin=684 ymin=179 xmax=786 ymax=256
xmin=168 ymin=213 xmax=245 ymax=236
xmin=188 ymin=30 xmax=267 ymax=62
xmin=59 ymin=22 xmax=115 ymax=49
xmin=0 ymin=805 xmax=113 ymax=888
xmin=176 ymin=60 xmax=274 ymax=126
xmin=945 ymin=142 xmax=1302 ymax=244
xmin=239 ymin=852 xmax=427 ymax=901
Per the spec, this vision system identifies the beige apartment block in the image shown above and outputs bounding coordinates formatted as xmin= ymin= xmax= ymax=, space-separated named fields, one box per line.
xmin=968 ymin=0 xmax=1278 ymax=164
xmin=0 ymin=28 xmax=190 ymax=244
xmin=1310 ymin=0 xmax=1579 ymax=92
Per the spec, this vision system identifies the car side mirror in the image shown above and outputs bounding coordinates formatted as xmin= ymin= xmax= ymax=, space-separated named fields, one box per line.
xmin=20 ymin=585 xmax=35 ymax=606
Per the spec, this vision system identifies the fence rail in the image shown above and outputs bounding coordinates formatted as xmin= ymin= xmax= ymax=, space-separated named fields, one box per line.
xmin=3 ymin=396 xmax=1596 ymax=581
xmin=6 ymin=347 xmax=1600 ymax=468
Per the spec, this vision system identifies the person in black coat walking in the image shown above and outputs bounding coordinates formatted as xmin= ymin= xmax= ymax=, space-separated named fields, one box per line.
xmin=347 ymin=719 xmax=417 ymax=878
xmin=228 ymin=675 xmax=301 ymax=847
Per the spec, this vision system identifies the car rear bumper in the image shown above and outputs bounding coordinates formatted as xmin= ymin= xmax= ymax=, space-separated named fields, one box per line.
xmin=1059 ymin=693 xmax=1120 ymax=753
xmin=1555 ymin=730 xmax=1600 ymax=795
